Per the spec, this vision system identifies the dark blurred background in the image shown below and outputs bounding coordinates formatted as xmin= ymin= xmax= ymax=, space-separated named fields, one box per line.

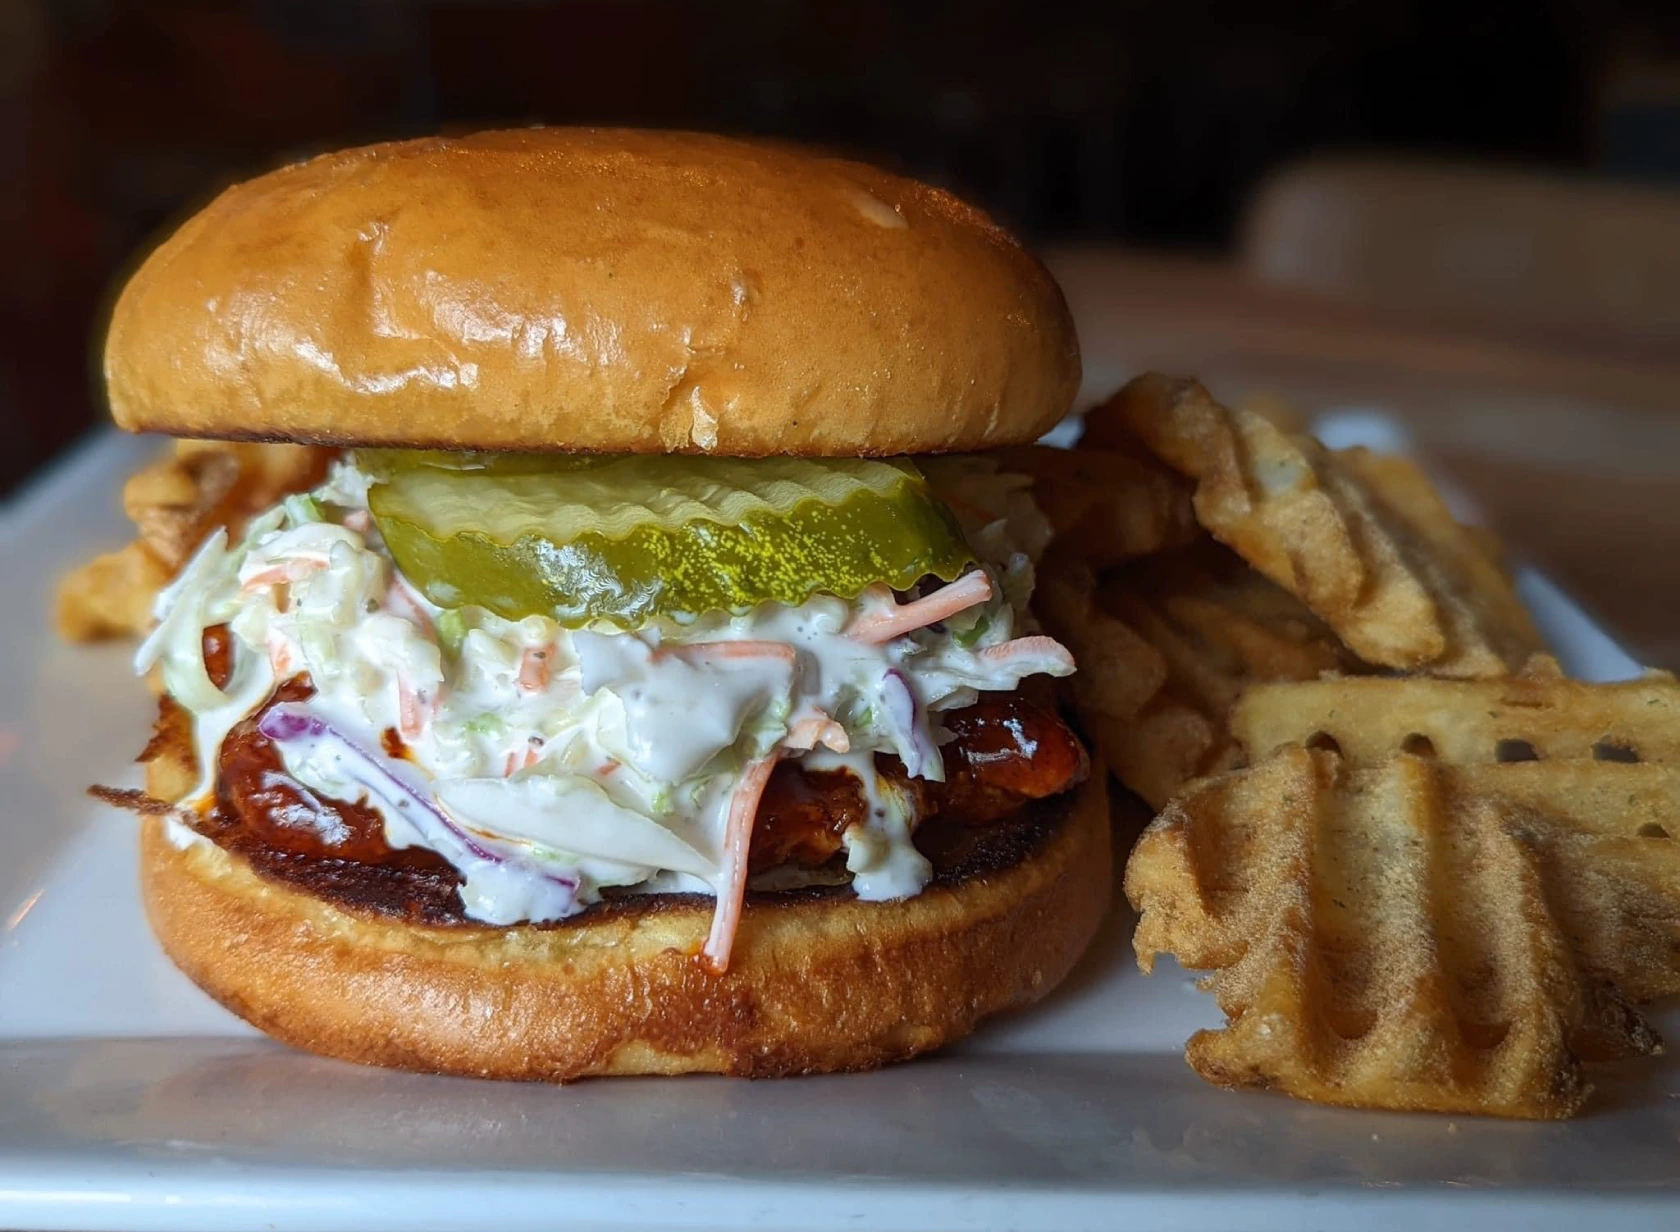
xmin=4 ymin=0 xmax=1680 ymax=499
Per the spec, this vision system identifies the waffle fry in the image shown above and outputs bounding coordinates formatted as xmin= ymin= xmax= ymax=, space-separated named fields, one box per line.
xmin=56 ymin=442 xmax=333 ymax=642
xmin=53 ymin=540 xmax=174 ymax=642
xmin=1046 ymin=540 xmax=1360 ymax=808
xmin=1234 ymin=665 xmax=1680 ymax=767
xmin=1000 ymin=441 xmax=1208 ymax=801
xmin=1034 ymin=556 xmax=1206 ymax=810
xmin=1451 ymin=759 xmax=1680 ymax=1013
xmin=1126 ymin=743 xmax=1676 ymax=1119
xmin=1036 ymin=559 xmax=1169 ymax=725
xmin=995 ymin=444 xmax=1199 ymax=571
xmin=1334 ymin=445 xmax=1544 ymax=666
xmin=1088 ymin=374 xmax=1544 ymax=677
xmin=1099 ymin=543 xmax=1359 ymax=709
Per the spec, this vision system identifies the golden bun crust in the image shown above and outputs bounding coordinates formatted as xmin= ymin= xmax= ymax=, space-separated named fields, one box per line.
xmin=106 ymin=128 xmax=1080 ymax=456
xmin=139 ymin=773 xmax=1110 ymax=1080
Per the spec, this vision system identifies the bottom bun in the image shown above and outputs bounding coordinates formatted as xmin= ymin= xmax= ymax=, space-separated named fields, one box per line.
xmin=140 ymin=773 xmax=1110 ymax=1080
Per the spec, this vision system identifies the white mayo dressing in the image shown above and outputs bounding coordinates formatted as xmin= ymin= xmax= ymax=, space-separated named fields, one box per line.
xmin=135 ymin=457 xmax=1072 ymax=930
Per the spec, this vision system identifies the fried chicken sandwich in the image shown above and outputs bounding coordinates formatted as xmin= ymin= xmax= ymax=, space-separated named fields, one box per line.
xmin=98 ymin=128 xmax=1108 ymax=1079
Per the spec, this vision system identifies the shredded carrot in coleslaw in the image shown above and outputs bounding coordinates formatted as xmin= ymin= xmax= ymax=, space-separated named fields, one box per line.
xmin=518 ymin=644 xmax=553 ymax=693
xmin=978 ymin=634 xmax=1075 ymax=672
xmin=785 ymin=710 xmax=849 ymax=753
xmin=397 ymin=678 xmax=436 ymax=740
xmin=847 ymin=571 xmax=994 ymax=645
xmin=501 ymin=746 xmax=540 ymax=777
xmin=267 ymin=641 xmax=294 ymax=677
xmin=239 ymin=559 xmax=326 ymax=595
xmin=701 ymin=752 xmax=782 ymax=975
xmin=386 ymin=576 xmax=436 ymax=638
xmin=397 ymin=680 xmax=421 ymax=739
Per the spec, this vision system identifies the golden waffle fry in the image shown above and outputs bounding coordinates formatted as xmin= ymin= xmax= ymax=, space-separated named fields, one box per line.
xmin=1450 ymin=759 xmax=1680 ymax=1012
xmin=136 ymin=441 xmax=332 ymax=570
xmin=1126 ymin=743 xmax=1676 ymax=1119
xmin=1234 ymin=665 xmax=1680 ymax=767
xmin=1089 ymin=373 xmax=1544 ymax=678
xmin=1232 ymin=390 xmax=1308 ymax=434
xmin=1035 ymin=557 xmax=1210 ymax=809
xmin=118 ymin=445 xmax=242 ymax=573
xmin=53 ymin=540 xmax=174 ymax=642
xmin=1036 ymin=559 xmax=1169 ymax=724
xmin=1334 ymin=445 xmax=1544 ymax=666
xmin=1099 ymin=543 xmax=1359 ymax=710
xmin=56 ymin=442 xmax=334 ymax=642
xmin=995 ymin=444 xmax=1199 ymax=571
xmin=1049 ymin=540 xmax=1360 ymax=808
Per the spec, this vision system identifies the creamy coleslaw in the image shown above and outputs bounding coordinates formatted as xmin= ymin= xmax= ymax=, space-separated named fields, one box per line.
xmin=136 ymin=455 xmax=1074 ymax=970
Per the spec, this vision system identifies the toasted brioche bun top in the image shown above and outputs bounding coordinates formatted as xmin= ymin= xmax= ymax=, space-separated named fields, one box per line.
xmin=104 ymin=128 xmax=1080 ymax=456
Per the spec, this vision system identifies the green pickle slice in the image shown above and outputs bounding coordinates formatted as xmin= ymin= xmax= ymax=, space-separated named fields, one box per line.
xmin=360 ymin=451 xmax=976 ymax=627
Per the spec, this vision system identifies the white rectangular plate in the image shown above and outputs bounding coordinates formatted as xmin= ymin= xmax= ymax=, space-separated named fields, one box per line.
xmin=2 ymin=433 xmax=1676 ymax=1232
